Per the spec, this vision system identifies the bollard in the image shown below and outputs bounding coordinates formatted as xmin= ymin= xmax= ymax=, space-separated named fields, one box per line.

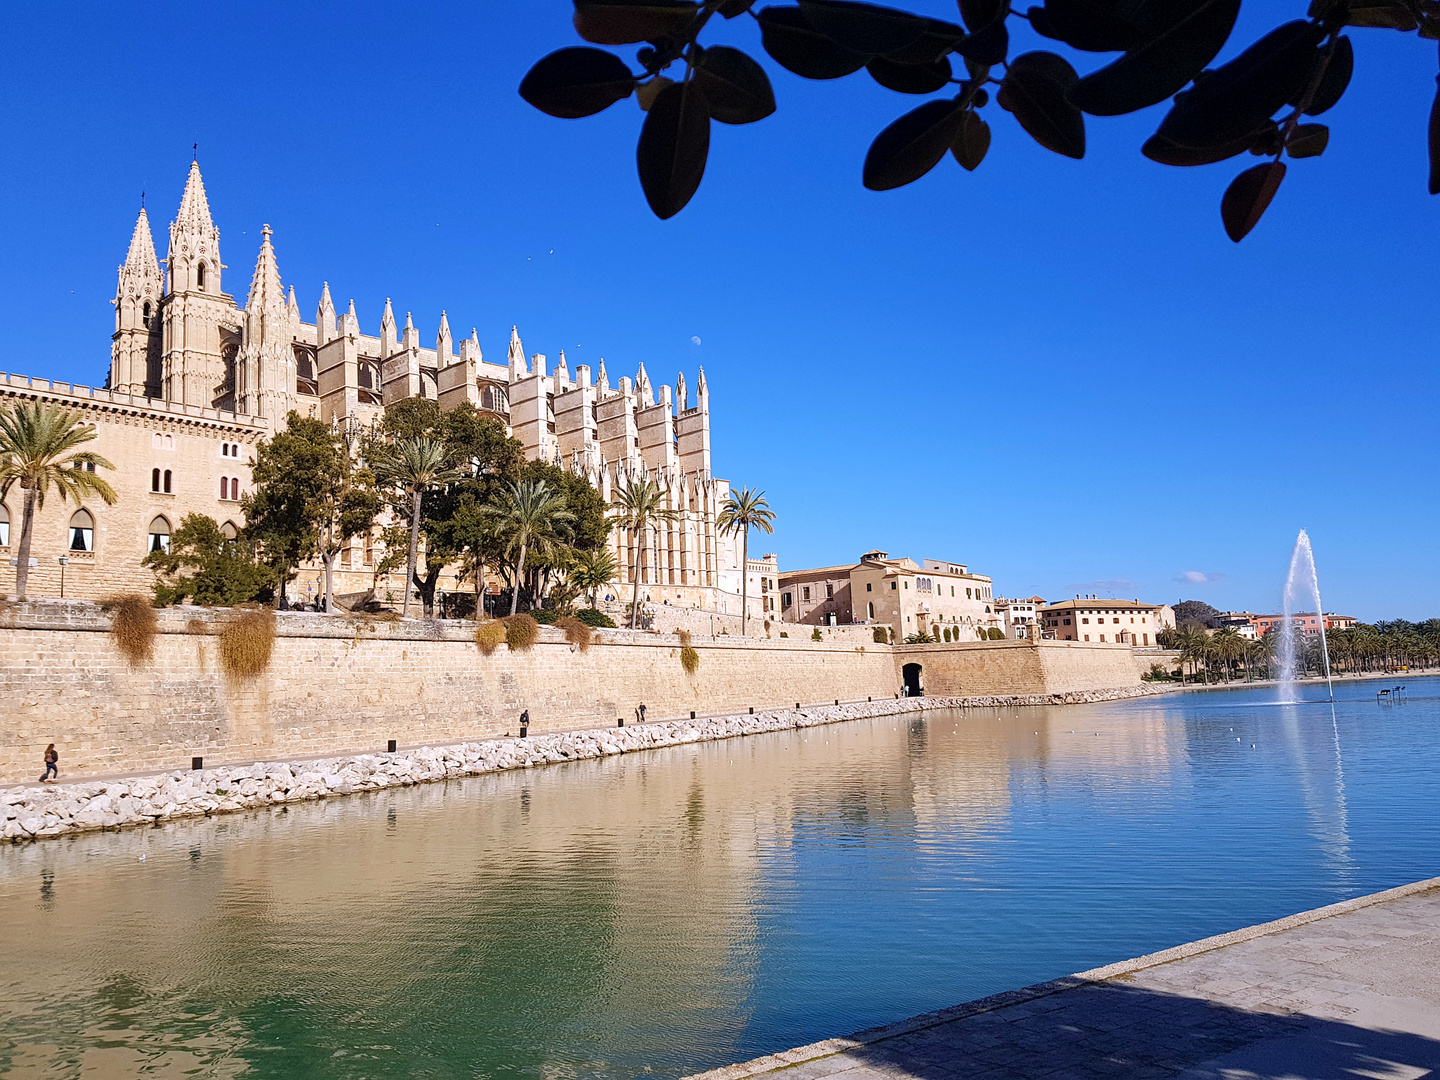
xmin=868 ymin=696 xmax=872 ymax=702
xmin=796 ymin=702 xmax=800 ymax=709
xmin=690 ymin=711 xmax=696 ymax=719
xmin=387 ymin=740 xmax=397 ymax=753
xmin=192 ymin=756 xmax=203 ymax=771
xmin=835 ymin=699 xmax=839 ymax=705
xmin=749 ymin=707 xmax=754 ymax=714
xmin=519 ymin=726 xmax=528 ymax=738
xmin=618 ymin=717 xmax=625 ymax=727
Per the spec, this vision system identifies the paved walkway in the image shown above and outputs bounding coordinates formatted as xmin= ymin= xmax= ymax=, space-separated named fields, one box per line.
xmin=690 ymin=878 xmax=1440 ymax=1080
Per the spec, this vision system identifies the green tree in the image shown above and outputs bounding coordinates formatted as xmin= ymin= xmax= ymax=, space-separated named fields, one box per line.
xmin=0 ymin=401 xmax=117 ymax=600
xmin=523 ymin=1 xmax=1426 ymax=241
xmin=716 ymin=486 xmax=776 ymax=636
xmin=373 ymin=435 xmax=464 ymax=618
xmin=481 ymin=479 xmax=577 ymax=616
xmin=144 ymin=514 xmax=274 ymax=606
xmin=570 ymin=546 xmax=618 ymax=607
xmin=609 ymin=476 xmax=682 ymax=630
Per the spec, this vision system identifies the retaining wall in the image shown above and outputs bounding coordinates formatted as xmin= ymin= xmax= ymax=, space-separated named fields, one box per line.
xmin=0 ymin=602 xmax=1141 ymax=784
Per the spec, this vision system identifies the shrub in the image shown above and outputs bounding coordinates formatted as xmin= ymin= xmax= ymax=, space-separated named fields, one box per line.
xmin=219 ymin=607 xmax=276 ymax=678
xmin=505 ymin=613 xmax=540 ymax=651
xmin=680 ymin=645 xmax=700 ymax=675
xmin=575 ymin=607 xmax=617 ymax=628
xmin=873 ymin=627 xmax=888 ymax=644
xmin=676 ymin=629 xmax=692 ymax=647
xmin=530 ymin=609 xmax=560 ymax=625
xmin=101 ymin=594 xmax=158 ymax=666
xmin=558 ymin=615 xmax=592 ymax=651
xmin=987 ymin=627 xmax=1006 ymax=640
xmin=475 ymin=620 xmax=506 ymax=655
xmin=811 ymin=627 xmax=823 ymax=641
xmin=779 ymin=631 xmax=788 ymax=638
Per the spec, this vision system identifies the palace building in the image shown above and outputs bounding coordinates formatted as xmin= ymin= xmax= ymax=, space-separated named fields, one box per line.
xmin=0 ymin=160 xmax=749 ymax=611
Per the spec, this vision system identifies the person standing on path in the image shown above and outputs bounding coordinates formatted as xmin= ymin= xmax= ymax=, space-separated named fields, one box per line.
xmin=40 ymin=744 xmax=58 ymax=783
xmin=637 ymin=703 xmax=647 ymax=723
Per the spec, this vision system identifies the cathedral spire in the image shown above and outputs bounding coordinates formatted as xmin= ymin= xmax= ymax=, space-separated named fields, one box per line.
xmin=175 ymin=159 xmax=215 ymax=234
xmin=317 ymin=282 xmax=336 ymax=345
xmin=508 ymin=325 xmax=526 ymax=380
xmin=598 ymin=358 xmax=610 ymax=395
xmin=676 ymin=370 xmax=687 ymax=412
xmin=286 ymin=285 xmax=299 ymax=322
xmin=555 ymin=349 xmax=569 ymax=384
xmin=121 ymin=207 xmax=160 ymax=279
xmin=436 ymin=311 xmax=453 ymax=364
xmin=381 ymin=298 xmax=397 ymax=356
xmin=110 ymin=204 xmax=164 ymax=397
xmin=245 ymin=225 xmax=284 ymax=315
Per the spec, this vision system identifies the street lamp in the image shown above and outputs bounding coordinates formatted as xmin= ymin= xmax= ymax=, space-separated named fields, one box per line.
xmin=58 ymin=555 xmax=68 ymax=598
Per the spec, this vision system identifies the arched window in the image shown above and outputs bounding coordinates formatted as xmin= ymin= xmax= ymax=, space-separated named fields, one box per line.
xmin=220 ymin=477 xmax=229 ymax=500
xmin=867 ymin=601 xmax=875 ymax=620
xmin=163 ymin=469 xmax=172 ymax=494
xmin=142 ymin=301 xmax=151 ymax=328
xmin=151 ymin=468 xmax=162 ymax=492
xmin=148 ymin=516 xmax=171 ymax=554
xmin=220 ymin=521 xmax=239 ymax=542
xmin=68 ymin=510 xmax=94 ymax=552
xmin=0 ymin=503 xmax=8 ymax=547
xmin=196 ymin=262 xmax=207 ymax=291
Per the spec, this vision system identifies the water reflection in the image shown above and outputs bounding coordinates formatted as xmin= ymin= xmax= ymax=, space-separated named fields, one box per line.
xmin=1 ymin=679 xmax=1437 ymax=1079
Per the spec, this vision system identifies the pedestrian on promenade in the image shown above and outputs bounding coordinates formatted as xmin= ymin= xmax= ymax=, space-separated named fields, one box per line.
xmin=637 ymin=703 xmax=647 ymax=723
xmin=40 ymin=744 xmax=58 ymax=783
xmin=519 ymin=710 xmax=529 ymax=738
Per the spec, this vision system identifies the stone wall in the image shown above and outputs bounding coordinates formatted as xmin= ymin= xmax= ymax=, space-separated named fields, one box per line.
xmin=0 ymin=602 xmax=1143 ymax=785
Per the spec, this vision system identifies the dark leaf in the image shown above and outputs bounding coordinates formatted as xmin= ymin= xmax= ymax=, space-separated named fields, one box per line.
xmin=863 ymin=98 xmax=967 ymax=189
xmin=798 ymin=0 xmax=928 ymax=54
xmin=1421 ymin=16 xmax=1440 ymax=38
xmin=884 ymin=18 xmax=967 ymax=63
xmin=1142 ymin=120 xmax=1275 ymax=166
xmin=520 ymin=47 xmax=637 ymax=118
xmin=1285 ymin=122 xmax=1328 ymax=157
xmin=758 ymin=6 xmax=872 ymax=79
xmin=997 ymin=51 xmax=1085 ymax=158
xmin=718 ymin=0 xmax=755 ymax=15
xmin=636 ymin=80 xmax=711 ymax=218
xmin=574 ymin=0 xmax=700 ymax=45
xmin=957 ymin=0 xmax=1005 ymax=32
xmin=1221 ymin=160 xmax=1285 ymax=241
xmin=694 ymin=46 xmax=777 ymax=123
xmin=956 ymin=19 xmax=1009 ymax=64
xmin=1289 ymin=35 xmax=1352 ymax=116
xmin=1035 ymin=0 xmax=1140 ymax=52
xmin=1429 ymin=75 xmax=1440 ymax=195
xmin=1070 ymin=0 xmax=1240 ymax=116
xmin=950 ymin=109 xmax=992 ymax=169
xmin=868 ymin=54 xmax=953 ymax=93
xmin=1155 ymin=21 xmax=1324 ymax=150
xmin=1342 ymin=0 xmax=1418 ymax=29
xmin=1028 ymin=5 xmax=1060 ymax=39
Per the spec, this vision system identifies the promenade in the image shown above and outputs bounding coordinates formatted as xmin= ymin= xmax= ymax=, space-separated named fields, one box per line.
xmin=690 ymin=878 xmax=1440 ymax=1080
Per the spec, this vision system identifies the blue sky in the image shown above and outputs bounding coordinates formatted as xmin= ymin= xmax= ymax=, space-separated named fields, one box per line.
xmin=0 ymin=3 xmax=1435 ymax=620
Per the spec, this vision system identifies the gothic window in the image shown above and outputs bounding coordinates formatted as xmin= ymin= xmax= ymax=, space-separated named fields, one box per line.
xmin=868 ymin=602 xmax=875 ymax=619
xmin=142 ymin=301 xmax=151 ymax=328
xmin=151 ymin=468 xmax=162 ymax=492
xmin=220 ymin=521 xmax=239 ymax=542
xmin=163 ymin=469 xmax=172 ymax=494
xmin=197 ymin=262 xmax=208 ymax=291
xmin=0 ymin=503 xmax=7 ymax=547
xmin=148 ymin=516 xmax=171 ymax=554
xmin=220 ymin=477 xmax=229 ymax=500
xmin=68 ymin=510 xmax=94 ymax=552
xmin=295 ymin=345 xmax=319 ymax=396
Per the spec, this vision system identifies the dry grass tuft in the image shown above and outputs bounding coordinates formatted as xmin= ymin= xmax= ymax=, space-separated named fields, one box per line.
xmin=475 ymin=620 xmax=506 ymax=655
xmin=680 ymin=645 xmax=700 ymax=675
xmin=504 ymin=613 xmax=540 ymax=651
xmin=675 ymin=629 xmax=692 ymax=647
xmin=219 ymin=607 xmax=276 ymax=678
xmin=102 ymin=594 xmax=158 ymax=666
xmin=185 ymin=617 xmax=209 ymax=636
xmin=558 ymin=616 xmax=592 ymax=651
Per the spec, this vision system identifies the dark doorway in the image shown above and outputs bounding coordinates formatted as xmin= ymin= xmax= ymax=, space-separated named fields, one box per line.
xmin=902 ymin=663 xmax=923 ymax=697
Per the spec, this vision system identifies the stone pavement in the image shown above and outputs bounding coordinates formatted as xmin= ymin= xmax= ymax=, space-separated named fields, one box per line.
xmin=689 ymin=878 xmax=1440 ymax=1080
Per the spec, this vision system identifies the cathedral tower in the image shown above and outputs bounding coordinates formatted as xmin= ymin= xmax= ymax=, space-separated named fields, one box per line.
xmin=235 ymin=225 xmax=295 ymax=421
xmin=159 ymin=159 xmax=237 ymax=408
xmin=110 ymin=206 xmax=164 ymax=397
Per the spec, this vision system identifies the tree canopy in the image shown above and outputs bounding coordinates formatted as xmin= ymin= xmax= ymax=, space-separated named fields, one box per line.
xmin=522 ymin=0 xmax=1434 ymax=239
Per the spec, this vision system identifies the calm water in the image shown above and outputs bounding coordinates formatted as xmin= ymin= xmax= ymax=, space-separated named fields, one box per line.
xmin=2 ymin=679 xmax=1438 ymax=1079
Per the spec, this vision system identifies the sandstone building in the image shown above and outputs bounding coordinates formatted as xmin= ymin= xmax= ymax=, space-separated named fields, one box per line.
xmin=1039 ymin=596 xmax=1174 ymax=646
xmin=0 ymin=160 xmax=749 ymax=610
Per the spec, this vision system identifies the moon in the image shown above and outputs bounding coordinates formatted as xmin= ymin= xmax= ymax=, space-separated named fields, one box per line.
xmin=691 ymin=336 xmax=702 ymax=346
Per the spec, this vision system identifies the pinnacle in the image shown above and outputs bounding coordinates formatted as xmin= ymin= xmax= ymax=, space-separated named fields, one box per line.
xmin=122 ymin=207 xmax=160 ymax=277
xmin=175 ymin=160 xmax=216 ymax=234
xmin=245 ymin=225 xmax=284 ymax=313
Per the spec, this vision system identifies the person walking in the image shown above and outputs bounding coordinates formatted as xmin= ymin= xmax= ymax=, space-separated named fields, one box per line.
xmin=636 ymin=703 xmax=647 ymax=723
xmin=40 ymin=744 xmax=58 ymax=783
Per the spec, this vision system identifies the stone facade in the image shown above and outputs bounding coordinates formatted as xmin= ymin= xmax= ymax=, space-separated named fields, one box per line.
xmin=2 ymin=159 xmax=750 ymax=613
xmin=1040 ymin=596 xmax=1174 ymax=646
xmin=0 ymin=601 xmax=1144 ymax=785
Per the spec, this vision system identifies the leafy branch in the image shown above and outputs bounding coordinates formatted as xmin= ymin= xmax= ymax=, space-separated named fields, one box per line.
xmin=520 ymin=0 xmax=1440 ymax=239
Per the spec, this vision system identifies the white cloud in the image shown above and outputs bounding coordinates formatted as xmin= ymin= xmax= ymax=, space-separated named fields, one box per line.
xmin=1175 ymin=570 xmax=1224 ymax=584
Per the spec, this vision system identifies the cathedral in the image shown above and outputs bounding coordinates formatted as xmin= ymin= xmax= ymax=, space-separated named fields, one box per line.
xmin=1 ymin=160 xmax=749 ymax=613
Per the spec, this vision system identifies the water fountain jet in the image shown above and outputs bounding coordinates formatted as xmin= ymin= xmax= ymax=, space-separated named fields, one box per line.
xmin=1278 ymin=529 xmax=1334 ymax=703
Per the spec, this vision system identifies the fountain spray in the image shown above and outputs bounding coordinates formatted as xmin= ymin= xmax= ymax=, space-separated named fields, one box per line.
xmin=1280 ymin=530 xmax=1335 ymax=703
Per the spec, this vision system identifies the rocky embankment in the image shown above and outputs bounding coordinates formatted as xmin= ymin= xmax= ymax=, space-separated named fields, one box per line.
xmin=2 ymin=686 xmax=1161 ymax=843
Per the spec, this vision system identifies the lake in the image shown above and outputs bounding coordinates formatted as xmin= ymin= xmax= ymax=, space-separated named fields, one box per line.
xmin=1 ymin=677 xmax=1435 ymax=1078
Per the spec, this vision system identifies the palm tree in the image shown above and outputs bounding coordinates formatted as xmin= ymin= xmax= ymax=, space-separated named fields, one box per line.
xmin=373 ymin=436 xmax=462 ymax=618
xmin=570 ymin=546 xmax=618 ymax=608
xmin=716 ymin=487 xmax=776 ymax=636
xmin=482 ymin=479 xmax=576 ymax=616
xmin=0 ymin=402 xmax=118 ymax=600
xmin=608 ymin=475 xmax=681 ymax=629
